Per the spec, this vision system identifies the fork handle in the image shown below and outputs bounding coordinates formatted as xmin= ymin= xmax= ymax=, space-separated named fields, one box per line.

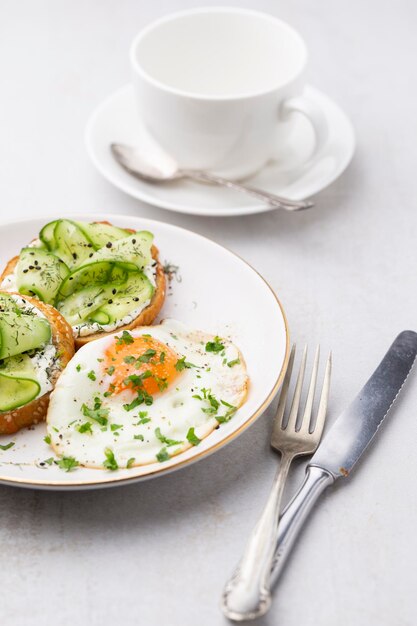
xmin=270 ymin=465 xmax=335 ymax=587
xmin=222 ymin=452 xmax=294 ymax=621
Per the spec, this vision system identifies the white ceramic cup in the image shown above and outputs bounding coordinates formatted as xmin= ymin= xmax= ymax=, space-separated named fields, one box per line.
xmin=130 ymin=7 xmax=327 ymax=179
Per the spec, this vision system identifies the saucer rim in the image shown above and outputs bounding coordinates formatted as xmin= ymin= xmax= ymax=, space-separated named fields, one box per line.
xmin=85 ymin=83 xmax=355 ymax=217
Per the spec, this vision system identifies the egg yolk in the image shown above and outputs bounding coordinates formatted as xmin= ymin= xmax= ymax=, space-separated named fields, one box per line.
xmin=104 ymin=334 xmax=181 ymax=397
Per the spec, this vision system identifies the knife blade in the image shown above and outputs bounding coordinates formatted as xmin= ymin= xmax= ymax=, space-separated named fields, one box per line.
xmin=270 ymin=330 xmax=417 ymax=586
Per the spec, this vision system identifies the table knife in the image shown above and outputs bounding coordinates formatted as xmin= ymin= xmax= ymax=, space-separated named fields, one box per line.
xmin=270 ymin=330 xmax=417 ymax=588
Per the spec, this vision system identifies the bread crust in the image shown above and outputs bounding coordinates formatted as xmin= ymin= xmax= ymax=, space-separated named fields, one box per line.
xmin=0 ymin=293 xmax=75 ymax=435
xmin=0 ymin=233 xmax=166 ymax=351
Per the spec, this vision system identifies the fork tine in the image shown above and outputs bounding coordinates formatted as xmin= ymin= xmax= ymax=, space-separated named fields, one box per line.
xmin=311 ymin=351 xmax=332 ymax=437
xmin=299 ymin=346 xmax=320 ymax=433
xmin=285 ymin=345 xmax=307 ymax=431
xmin=276 ymin=344 xmax=296 ymax=428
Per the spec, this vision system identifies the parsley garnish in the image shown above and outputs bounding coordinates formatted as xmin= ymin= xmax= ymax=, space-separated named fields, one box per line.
xmin=57 ymin=456 xmax=79 ymax=472
xmin=155 ymin=427 xmax=182 ymax=446
xmin=43 ymin=457 xmax=54 ymax=465
xmin=138 ymin=349 xmax=157 ymax=363
xmin=87 ymin=370 xmax=96 ymax=381
xmin=0 ymin=441 xmax=15 ymax=451
xmin=106 ymin=365 xmax=115 ymax=375
xmin=227 ymin=358 xmax=240 ymax=368
xmin=76 ymin=364 xmax=82 ymax=372
xmin=116 ymin=330 xmax=134 ymax=345
xmin=77 ymin=422 xmax=93 ymax=434
xmin=205 ymin=336 xmax=225 ymax=353
xmin=44 ymin=435 xmax=51 ymax=445
xmin=126 ymin=457 xmax=135 ymax=468
xmin=103 ymin=448 xmax=118 ymax=471
xmin=156 ymin=447 xmax=170 ymax=462
xmin=110 ymin=423 xmax=123 ymax=432
xmin=123 ymin=356 xmax=136 ymax=364
xmin=134 ymin=434 xmax=144 ymax=441
xmin=81 ymin=399 xmax=109 ymax=427
xmin=175 ymin=356 xmax=196 ymax=371
xmin=186 ymin=427 xmax=201 ymax=446
xmin=159 ymin=352 xmax=166 ymax=363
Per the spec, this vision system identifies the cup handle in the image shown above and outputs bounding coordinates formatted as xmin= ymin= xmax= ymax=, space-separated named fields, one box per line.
xmin=279 ymin=94 xmax=328 ymax=162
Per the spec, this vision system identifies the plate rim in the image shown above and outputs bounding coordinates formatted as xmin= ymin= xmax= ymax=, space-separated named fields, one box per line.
xmin=0 ymin=213 xmax=290 ymax=489
xmin=85 ymin=83 xmax=356 ymax=217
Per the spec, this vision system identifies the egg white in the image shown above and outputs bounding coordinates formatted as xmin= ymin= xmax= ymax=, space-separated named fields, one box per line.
xmin=46 ymin=319 xmax=248 ymax=469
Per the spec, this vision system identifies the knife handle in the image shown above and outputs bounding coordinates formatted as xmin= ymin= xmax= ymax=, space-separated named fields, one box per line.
xmin=270 ymin=465 xmax=335 ymax=587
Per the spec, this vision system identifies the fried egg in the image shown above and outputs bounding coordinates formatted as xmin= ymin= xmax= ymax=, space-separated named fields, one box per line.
xmin=46 ymin=320 xmax=248 ymax=469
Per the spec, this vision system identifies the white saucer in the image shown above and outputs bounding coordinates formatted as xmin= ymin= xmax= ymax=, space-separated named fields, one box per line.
xmin=86 ymin=84 xmax=355 ymax=217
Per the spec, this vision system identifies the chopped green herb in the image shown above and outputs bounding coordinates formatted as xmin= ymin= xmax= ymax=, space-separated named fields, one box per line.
xmin=82 ymin=399 xmax=109 ymax=427
xmin=138 ymin=349 xmax=157 ymax=363
xmin=43 ymin=457 xmax=54 ymax=465
xmin=227 ymin=358 xmax=241 ymax=368
xmin=175 ymin=356 xmax=196 ymax=371
xmin=155 ymin=427 xmax=182 ymax=446
xmin=44 ymin=435 xmax=51 ymax=445
xmin=103 ymin=447 xmax=118 ymax=471
xmin=205 ymin=336 xmax=225 ymax=353
xmin=0 ymin=441 xmax=15 ymax=451
xmin=87 ymin=370 xmax=96 ymax=381
xmin=186 ymin=427 xmax=201 ymax=446
xmin=159 ymin=352 xmax=166 ymax=363
xmin=110 ymin=423 xmax=123 ymax=432
xmin=77 ymin=422 xmax=93 ymax=434
xmin=123 ymin=355 xmax=136 ymax=364
xmin=126 ymin=457 xmax=135 ymax=468
xmin=135 ymin=416 xmax=151 ymax=425
xmin=56 ymin=456 xmax=79 ymax=472
xmin=76 ymin=364 xmax=82 ymax=372
xmin=106 ymin=365 xmax=115 ymax=375
xmin=156 ymin=447 xmax=170 ymax=462
xmin=134 ymin=434 xmax=144 ymax=441
xmin=116 ymin=330 xmax=134 ymax=345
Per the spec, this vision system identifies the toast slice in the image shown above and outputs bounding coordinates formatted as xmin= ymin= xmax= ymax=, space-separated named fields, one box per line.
xmin=0 ymin=293 xmax=75 ymax=434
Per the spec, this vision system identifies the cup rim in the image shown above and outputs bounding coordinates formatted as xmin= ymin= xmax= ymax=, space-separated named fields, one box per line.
xmin=130 ymin=7 xmax=308 ymax=102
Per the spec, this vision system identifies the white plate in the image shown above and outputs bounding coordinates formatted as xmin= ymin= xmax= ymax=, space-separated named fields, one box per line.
xmin=0 ymin=214 xmax=289 ymax=489
xmin=86 ymin=84 xmax=355 ymax=217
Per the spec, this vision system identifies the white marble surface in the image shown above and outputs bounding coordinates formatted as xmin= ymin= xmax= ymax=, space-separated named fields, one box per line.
xmin=0 ymin=1 xmax=416 ymax=625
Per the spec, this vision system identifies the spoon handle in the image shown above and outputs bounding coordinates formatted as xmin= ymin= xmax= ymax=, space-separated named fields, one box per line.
xmin=181 ymin=169 xmax=313 ymax=211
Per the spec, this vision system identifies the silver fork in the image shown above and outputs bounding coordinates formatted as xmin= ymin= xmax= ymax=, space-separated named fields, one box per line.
xmin=222 ymin=345 xmax=332 ymax=621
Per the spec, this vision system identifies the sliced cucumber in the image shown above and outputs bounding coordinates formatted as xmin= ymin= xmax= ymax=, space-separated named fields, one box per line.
xmin=53 ymin=220 xmax=95 ymax=269
xmin=39 ymin=220 xmax=59 ymax=250
xmin=15 ymin=248 xmax=69 ymax=304
xmin=57 ymin=271 xmax=153 ymax=326
xmin=75 ymin=222 xmax=131 ymax=249
xmin=57 ymin=261 xmax=126 ymax=300
xmin=56 ymin=284 xmax=114 ymax=325
xmin=0 ymin=354 xmax=40 ymax=412
xmin=85 ymin=231 xmax=153 ymax=271
xmin=94 ymin=271 xmax=154 ymax=324
xmin=0 ymin=311 xmax=51 ymax=359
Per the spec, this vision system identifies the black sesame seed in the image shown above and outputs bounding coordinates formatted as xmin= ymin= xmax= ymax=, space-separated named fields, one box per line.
xmin=107 ymin=299 xmax=113 ymax=304
xmin=112 ymin=289 xmax=117 ymax=295
xmin=23 ymin=269 xmax=28 ymax=273
xmin=133 ymin=297 xmax=139 ymax=302
xmin=72 ymin=252 xmax=77 ymax=260
xmin=89 ymin=253 xmax=93 ymax=257
xmin=34 ymin=260 xmax=39 ymax=266
xmin=28 ymin=265 xmax=34 ymax=270
xmin=106 ymin=242 xmax=112 ymax=248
